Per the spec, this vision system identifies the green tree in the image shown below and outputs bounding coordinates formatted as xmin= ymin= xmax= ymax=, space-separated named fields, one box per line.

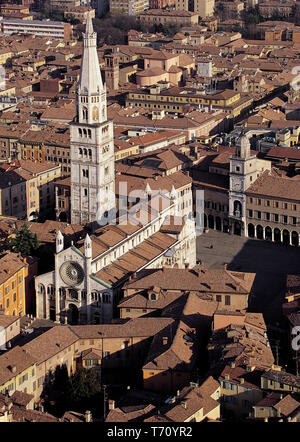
xmin=68 ymin=367 xmax=101 ymax=405
xmin=6 ymin=224 xmax=40 ymax=256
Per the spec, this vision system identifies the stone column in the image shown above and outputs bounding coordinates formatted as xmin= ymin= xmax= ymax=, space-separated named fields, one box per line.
xmin=45 ymin=293 xmax=50 ymax=320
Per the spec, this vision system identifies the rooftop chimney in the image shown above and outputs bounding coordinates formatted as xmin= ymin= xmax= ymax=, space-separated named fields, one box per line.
xmin=181 ymin=401 xmax=187 ymax=409
xmin=240 ymin=378 xmax=244 ymax=384
xmin=225 ymin=374 xmax=230 ymax=380
xmin=108 ymin=400 xmax=115 ymax=410
xmin=224 ymin=263 xmax=227 ymax=270
xmin=163 ymin=337 xmax=168 ymax=345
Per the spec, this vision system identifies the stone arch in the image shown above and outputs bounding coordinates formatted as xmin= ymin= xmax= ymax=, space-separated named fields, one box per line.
xmin=47 ymin=285 xmax=54 ymax=295
xmin=283 ymin=229 xmax=290 ymax=245
xmin=208 ymin=214 xmax=214 ymax=229
xmin=256 ymin=224 xmax=263 ymax=240
xmin=67 ymin=303 xmax=79 ymax=325
xmin=292 ymin=231 xmax=299 ymax=246
xmin=233 ymin=200 xmax=242 ymax=218
xmin=265 ymin=226 xmax=272 ymax=241
xmin=215 ymin=216 xmax=222 ymax=231
xmin=92 ymin=106 xmax=99 ymax=121
xmin=248 ymin=223 xmax=255 ymax=238
xmin=274 ymin=227 xmax=281 ymax=242
xmin=223 ymin=219 xmax=229 ymax=232
xmin=82 ymin=107 xmax=88 ymax=120
xmin=234 ymin=221 xmax=242 ymax=236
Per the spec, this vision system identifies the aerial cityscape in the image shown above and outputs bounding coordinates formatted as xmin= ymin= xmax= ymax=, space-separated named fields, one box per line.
xmin=0 ymin=0 xmax=300 ymax=426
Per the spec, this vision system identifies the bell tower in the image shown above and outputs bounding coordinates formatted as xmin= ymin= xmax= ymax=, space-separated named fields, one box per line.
xmin=104 ymin=48 xmax=119 ymax=91
xmin=229 ymin=134 xmax=256 ymax=235
xmin=70 ymin=12 xmax=116 ymax=227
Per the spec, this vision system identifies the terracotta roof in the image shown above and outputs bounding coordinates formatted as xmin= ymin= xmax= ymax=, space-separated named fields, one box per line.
xmin=246 ymin=170 xmax=300 ymax=201
xmin=70 ymin=317 xmax=174 ymax=340
xmin=10 ymin=390 xmax=34 ymax=407
xmin=274 ymin=395 xmax=300 ymax=417
xmin=124 ymin=267 xmax=255 ymax=294
xmin=0 ymin=346 xmax=37 ymax=386
xmin=23 ymin=326 xmax=78 ymax=364
xmin=0 ymin=314 xmax=20 ymax=328
xmin=0 ymin=253 xmax=28 ymax=286
xmin=11 ymin=406 xmax=59 ymax=422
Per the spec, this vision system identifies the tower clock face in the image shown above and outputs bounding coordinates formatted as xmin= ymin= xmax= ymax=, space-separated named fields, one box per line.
xmin=60 ymin=261 xmax=84 ymax=286
xmin=232 ymin=179 xmax=242 ymax=192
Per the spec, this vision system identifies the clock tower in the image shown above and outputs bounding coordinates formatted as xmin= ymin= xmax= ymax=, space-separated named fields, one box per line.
xmin=229 ymin=134 xmax=257 ymax=234
xmin=70 ymin=12 xmax=116 ymax=227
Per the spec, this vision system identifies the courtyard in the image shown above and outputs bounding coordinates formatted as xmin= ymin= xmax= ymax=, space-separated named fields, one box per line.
xmin=196 ymin=229 xmax=300 ymax=327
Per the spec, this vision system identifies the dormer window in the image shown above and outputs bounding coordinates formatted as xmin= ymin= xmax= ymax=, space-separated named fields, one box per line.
xmin=150 ymin=293 xmax=156 ymax=301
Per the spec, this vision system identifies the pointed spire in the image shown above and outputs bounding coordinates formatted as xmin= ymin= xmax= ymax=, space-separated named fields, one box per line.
xmin=84 ymin=233 xmax=92 ymax=258
xmin=85 ymin=11 xmax=94 ymax=35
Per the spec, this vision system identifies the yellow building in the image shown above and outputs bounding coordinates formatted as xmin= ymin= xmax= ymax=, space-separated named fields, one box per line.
xmin=0 ymin=252 xmax=38 ymax=317
xmin=0 ymin=49 xmax=13 ymax=66
xmin=126 ymin=87 xmax=253 ymax=119
xmin=0 ymin=252 xmax=32 ymax=317
xmin=0 ymin=160 xmax=62 ymax=221
xmin=64 ymin=6 xmax=95 ymax=23
xmin=139 ymin=9 xmax=199 ymax=26
xmin=0 ymin=346 xmax=37 ymax=397
xmin=110 ymin=0 xmax=149 ymax=15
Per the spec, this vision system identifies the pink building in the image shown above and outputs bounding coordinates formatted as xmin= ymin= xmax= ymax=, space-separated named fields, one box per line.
xmin=136 ymin=51 xmax=195 ymax=86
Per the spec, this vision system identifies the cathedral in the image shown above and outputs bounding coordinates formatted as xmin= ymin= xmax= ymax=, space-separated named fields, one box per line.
xmin=35 ymin=14 xmax=197 ymax=326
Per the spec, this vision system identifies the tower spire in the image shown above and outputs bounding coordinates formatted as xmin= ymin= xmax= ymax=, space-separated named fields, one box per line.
xmin=77 ymin=10 xmax=106 ymax=125
xmin=85 ymin=10 xmax=94 ymax=35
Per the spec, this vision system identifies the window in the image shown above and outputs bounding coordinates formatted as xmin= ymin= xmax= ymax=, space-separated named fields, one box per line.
xmin=257 ymin=211 xmax=261 ymax=219
xmin=19 ymin=373 xmax=28 ymax=385
xmin=257 ymin=199 xmax=261 ymax=205
xmin=38 ymin=376 xmax=45 ymax=387
xmin=216 ymin=295 xmax=222 ymax=302
xmin=265 ymin=212 xmax=270 ymax=221
xmin=293 ymin=217 xmax=297 ymax=225
xmin=103 ymin=351 xmax=110 ymax=358
xmin=248 ymin=209 xmax=253 ymax=218
xmin=293 ymin=204 xmax=297 ymax=211
xmin=274 ymin=213 xmax=279 ymax=222
xmin=225 ymin=295 xmax=231 ymax=306
xmin=283 ymin=215 xmax=288 ymax=224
